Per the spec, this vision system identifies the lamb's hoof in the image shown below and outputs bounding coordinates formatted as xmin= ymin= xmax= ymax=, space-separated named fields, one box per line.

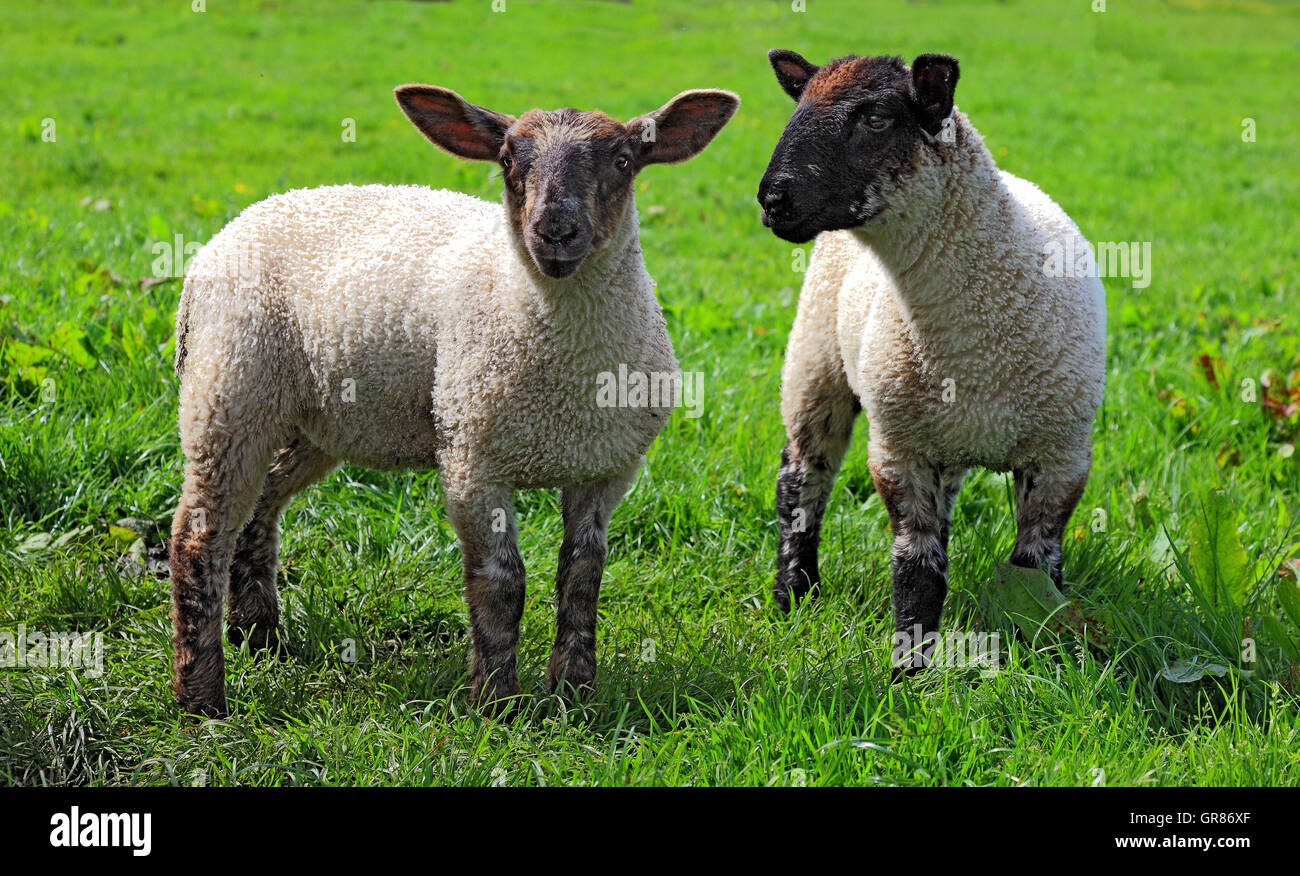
xmin=228 ymin=622 xmax=286 ymax=659
xmin=469 ymin=672 xmax=522 ymax=718
xmin=547 ymin=656 xmax=596 ymax=699
xmin=175 ymin=686 xmax=228 ymax=719
xmin=774 ymin=581 xmax=819 ymax=613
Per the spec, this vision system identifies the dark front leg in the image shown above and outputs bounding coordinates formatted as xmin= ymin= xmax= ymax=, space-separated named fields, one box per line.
xmin=776 ymin=443 xmax=827 ymax=610
xmin=1010 ymin=462 xmax=1090 ymax=589
xmin=447 ymin=486 xmax=526 ymax=712
xmin=870 ymin=453 xmax=965 ymax=675
xmin=548 ymin=468 xmax=637 ymax=695
xmin=775 ymin=405 xmax=859 ymax=612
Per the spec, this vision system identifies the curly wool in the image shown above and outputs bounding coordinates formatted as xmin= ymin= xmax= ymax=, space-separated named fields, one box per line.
xmin=784 ymin=110 xmax=1106 ymax=478
xmin=175 ymin=183 xmax=677 ymax=501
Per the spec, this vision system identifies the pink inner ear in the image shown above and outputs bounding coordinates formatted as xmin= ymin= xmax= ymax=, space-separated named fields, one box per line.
xmin=441 ymin=120 xmax=490 ymax=154
xmin=669 ymin=98 xmax=718 ymax=127
xmin=400 ymin=91 xmax=502 ymax=160
xmin=776 ymin=59 xmax=811 ymax=84
xmin=402 ymin=91 xmax=458 ymax=120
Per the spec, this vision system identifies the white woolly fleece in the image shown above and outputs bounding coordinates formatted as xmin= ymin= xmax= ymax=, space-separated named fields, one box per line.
xmin=784 ymin=110 xmax=1106 ymax=479
xmin=176 ymin=184 xmax=677 ymax=503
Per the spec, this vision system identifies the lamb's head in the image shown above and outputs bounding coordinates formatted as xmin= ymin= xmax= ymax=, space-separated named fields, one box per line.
xmin=756 ymin=51 xmax=959 ymax=243
xmin=396 ymin=86 xmax=739 ymax=279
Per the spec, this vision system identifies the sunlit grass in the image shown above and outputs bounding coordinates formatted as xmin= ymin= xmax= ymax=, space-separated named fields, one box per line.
xmin=1 ymin=0 xmax=1297 ymax=785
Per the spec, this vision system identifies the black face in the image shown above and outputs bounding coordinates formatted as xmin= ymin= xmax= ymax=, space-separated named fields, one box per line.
xmin=757 ymin=51 xmax=959 ymax=243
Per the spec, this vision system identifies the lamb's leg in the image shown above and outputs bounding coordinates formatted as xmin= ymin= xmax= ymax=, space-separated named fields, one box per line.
xmin=446 ymin=484 xmax=526 ymax=711
xmin=869 ymin=451 xmax=965 ymax=674
xmin=170 ymin=434 xmax=281 ymax=718
xmin=228 ymin=435 xmax=338 ymax=653
xmin=775 ymin=343 xmax=859 ymax=611
xmin=548 ymin=466 xmax=639 ymax=695
xmin=1010 ymin=462 xmax=1090 ymax=589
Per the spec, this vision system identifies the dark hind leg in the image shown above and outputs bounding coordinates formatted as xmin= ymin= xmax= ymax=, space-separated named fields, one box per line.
xmin=1009 ymin=460 xmax=1090 ymax=590
xmin=227 ymin=435 xmax=338 ymax=652
xmin=171 ymin=428 xmax=283 ymax=717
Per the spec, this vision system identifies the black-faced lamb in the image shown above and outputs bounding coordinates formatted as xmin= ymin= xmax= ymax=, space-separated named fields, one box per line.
xmin=756 ymin=50 xmax=1106 ymax=668
xmin=170 ymin=84 xmax=738 ymax=716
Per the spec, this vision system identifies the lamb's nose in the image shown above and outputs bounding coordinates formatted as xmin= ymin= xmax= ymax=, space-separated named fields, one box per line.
xmin=761 ymin=187 xmax=788 ymax=212
xmin=538 ymin=219 xmax=579 ymax=248
xmin=760 ymin=182 xmax=791 ymax=222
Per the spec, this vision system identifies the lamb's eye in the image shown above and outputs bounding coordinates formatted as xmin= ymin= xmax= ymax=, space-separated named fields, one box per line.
xmin=866 ymin=114 xmax=892 ymax=132
xmin=500 ymin=155 xmax=513 ymax=169
xmin=614 ymin=155 xmax=629 ymax=171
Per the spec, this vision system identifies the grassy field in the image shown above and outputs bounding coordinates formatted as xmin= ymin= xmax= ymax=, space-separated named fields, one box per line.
xmin=1 ymin=0 xmax=1298 ymax=786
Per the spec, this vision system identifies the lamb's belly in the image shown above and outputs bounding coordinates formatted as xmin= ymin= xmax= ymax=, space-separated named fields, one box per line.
xmin=867 ymin=393 xmax=1021 ymax=471
xmin=298 ymin=347 xmax=441 ymax=469
xmin=301 ymin=394 xmax=440 ymax=471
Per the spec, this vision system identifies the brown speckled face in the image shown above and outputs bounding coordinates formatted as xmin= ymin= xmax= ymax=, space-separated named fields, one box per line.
xmin=499 ymin=109 xmax=638 ymax=278
xmin=757 ymin=51 xmax=959 ymax=243
xmin=396 ymin=84 xmax=740 ymax=280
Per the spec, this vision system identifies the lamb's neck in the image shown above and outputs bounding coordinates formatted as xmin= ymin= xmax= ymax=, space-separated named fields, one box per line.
xmin=851 ymin=112 xmax=1009 ymax=324
xmin=500 ymin=204 xmax=649 ymax=340
xmin=506 ymin=207 xmax=645 ymax=312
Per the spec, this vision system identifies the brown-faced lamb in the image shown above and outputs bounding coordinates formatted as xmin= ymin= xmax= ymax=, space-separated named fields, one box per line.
xmin=170 ymin=84 xmax=739 ymax=716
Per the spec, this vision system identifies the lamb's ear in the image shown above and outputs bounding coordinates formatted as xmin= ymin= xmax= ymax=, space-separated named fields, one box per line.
xmin=910 ymin=54 xmax=960 ymax=136
xmin=394 ymin=85 xmax=515 ymax=161
xmin=768 ymin=49 xmax=820 ymax=101
xmin=627 ymin=89 xmax=740 ymax=166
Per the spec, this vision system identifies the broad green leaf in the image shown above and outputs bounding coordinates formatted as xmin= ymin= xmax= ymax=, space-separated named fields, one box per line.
xmin=1187 ymin=490 xmax=1249 ymax=607
xmin=18 ymin=532 xmax=52 ymax=552
xmin=106 ymin=525 xmax=141 ymax=548
xmin=50 ymin=525 xmax=95 ymax=551
xmin=1260 ymin=615 xmax=1300 ymax=663
xmin=989 ymin=563 xmax=1112 ymax=650
xmin=2 ymin=340 xmax=57 ymax=387
xmin=1278 ymin=566 xmax=1300 ymax=629
xmin=2 ymin=339 xmax=56 ymax=367
xmin=1159 ymin=658 xmax=1231 ymax=684
xmin=50 ymin=321 xmax=96 ymax=368
xmin=1149 ymin=528 xmax=1176 ymax=571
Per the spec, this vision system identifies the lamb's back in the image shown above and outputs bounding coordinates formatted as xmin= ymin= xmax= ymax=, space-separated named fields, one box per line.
xmin=186 ymin=184 xmax=500 ymax=326
xmin=841 ymin=171 xmax=1106 ymax=471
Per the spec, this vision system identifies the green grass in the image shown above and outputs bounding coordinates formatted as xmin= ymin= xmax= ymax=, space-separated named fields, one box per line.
xmin=2 ymin=0 xmax=1298 ymax=786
